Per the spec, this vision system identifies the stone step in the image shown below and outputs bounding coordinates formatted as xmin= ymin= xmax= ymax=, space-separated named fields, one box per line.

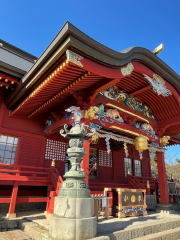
xmin=0 ymin=229 xmax=32 ymax=240
xmin=132 ymin=227 xmax=180 ymax=240
xmin=19 ymin=219 xmax=48 ymax=240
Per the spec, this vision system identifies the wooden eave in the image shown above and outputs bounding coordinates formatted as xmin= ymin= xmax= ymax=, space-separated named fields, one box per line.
xmin=3 ymin=21 xmax=180 ymax=141
xmin=5 ymin=21 xmax=180 ymax=110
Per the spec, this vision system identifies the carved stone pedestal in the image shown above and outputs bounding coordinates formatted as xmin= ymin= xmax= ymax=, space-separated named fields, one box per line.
xmin=49 ymin=197 xmax=97 ymax=240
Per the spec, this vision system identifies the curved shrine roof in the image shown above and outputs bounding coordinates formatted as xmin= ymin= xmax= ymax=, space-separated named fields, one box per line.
xmin=1 ymin=21 xmax=180 ymax=143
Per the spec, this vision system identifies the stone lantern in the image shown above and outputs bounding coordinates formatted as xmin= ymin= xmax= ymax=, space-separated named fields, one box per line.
xmin=49 ymin=118 xmax=97 ymax=240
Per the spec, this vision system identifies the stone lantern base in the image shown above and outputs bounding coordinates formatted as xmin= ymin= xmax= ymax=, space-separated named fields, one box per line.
xmin=49 ymin=197 xmax=97 ymax=240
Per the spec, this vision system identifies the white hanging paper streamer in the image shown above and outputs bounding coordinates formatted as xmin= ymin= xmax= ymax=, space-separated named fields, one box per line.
xmin=139 ymin=150 xmax=143 ymax=160
xmin=124 ymin=143 xmax=129 ymax=157
xmin=105 ymin=137 xmax=111 ymax=154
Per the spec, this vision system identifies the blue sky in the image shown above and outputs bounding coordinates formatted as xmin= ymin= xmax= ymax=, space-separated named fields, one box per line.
xmin=1 ymin=0 xmax=180 ymax=161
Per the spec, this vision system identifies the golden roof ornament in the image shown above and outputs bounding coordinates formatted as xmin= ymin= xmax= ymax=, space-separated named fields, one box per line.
xmin=160 ymin=136 xmax=170 ymax=145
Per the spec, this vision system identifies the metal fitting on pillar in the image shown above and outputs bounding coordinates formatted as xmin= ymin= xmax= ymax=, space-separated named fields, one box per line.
xmin=51 ymin=158 xmax=55 ymax=167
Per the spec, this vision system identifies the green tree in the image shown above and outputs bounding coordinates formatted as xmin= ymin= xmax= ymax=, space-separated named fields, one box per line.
xmin=150 ymin=153 xmax=180 ymax=188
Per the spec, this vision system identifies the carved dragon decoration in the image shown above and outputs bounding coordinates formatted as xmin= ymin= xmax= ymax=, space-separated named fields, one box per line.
xmin=99 ymin=85 xmax=155 ymax=119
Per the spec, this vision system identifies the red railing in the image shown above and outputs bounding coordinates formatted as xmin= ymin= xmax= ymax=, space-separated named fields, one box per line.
xmin=127 ymin=174 xmax=158 ymax=190
xmin=0 ymin=164 xmax=63 ymax=216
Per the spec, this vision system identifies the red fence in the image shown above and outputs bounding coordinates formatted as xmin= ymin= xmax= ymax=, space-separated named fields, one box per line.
xmin=0 ymin=163 xmax=63 ymax=216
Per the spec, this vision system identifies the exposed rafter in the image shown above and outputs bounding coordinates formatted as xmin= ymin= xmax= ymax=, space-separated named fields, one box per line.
xmin=158 ymin=115 xmax=180 ymax=129
xmin=129 ymin=85 xmax=151 ymax=96
xmin=28 ymin=71 xmax=90 ymax=118
xmin=0 ymin=73 xmax=18 ymax=90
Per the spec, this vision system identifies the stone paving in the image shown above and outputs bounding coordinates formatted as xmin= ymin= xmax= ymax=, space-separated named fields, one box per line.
xmin=96 ymin=211 xmax=180 ymax=236
xmin=1 ymin=211 xmax=180 ymax=239
xmin=22 ymin=211 xmax=180 ymax=237
xmin=0 ymin=229 xmax=31 ymax=240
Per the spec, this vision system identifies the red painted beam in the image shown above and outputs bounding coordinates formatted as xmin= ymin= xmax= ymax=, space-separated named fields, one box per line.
xmin=13 ymin=181 xmax=50 ymax=186
xmin=47 ymin=119 xmax=72 ymax=135
xmin=91 ymin=78 xmax=120 ymax=99
xmin=16 ymin=197 xmax=48 ymax=203
xmin=158 ymin=115 xmax=180 ymax=129
xmin=129 ymin=85 xmax=151 ymax=96
xmin=97 ymin=93 xmax=157 ymax=125
xmin=92 ymin=117 xmax=159 ymax=143
xmin=76 ymin=59 xmax=124 ymax=79
xmin=76 ymin=57 xmax=180 ymax=107
xmin=0 ymin=163 xmax=50 ymax=171
xmin=0 ymin=198 xmax=48 ymax=204
xmin=0 ymin=198 xmax=11 ymax=203
xmin=0 ymin=73 xmax=19 ymax=83
xmin=0 ymin=176 xmax=50 ymax=182
xmin=170 ymin=137 xmax=180 ymax=144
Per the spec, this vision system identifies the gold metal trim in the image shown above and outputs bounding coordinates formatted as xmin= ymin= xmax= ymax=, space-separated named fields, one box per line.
xmin=132 ymin=189 xmax=138 ymax=192
xmin=110 ymin=126 xmax=149 ymax=140
xmin=106 ymin=103 xmax=149 ymax=123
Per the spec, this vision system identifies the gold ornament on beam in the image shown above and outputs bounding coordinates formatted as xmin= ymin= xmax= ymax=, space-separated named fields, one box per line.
xmin=160 ymin=136 xmax=170 ymax=145
xmin=90 ymin=133 xmax=99 ymax=145
xmin=51 ymin=158 xmax=56 ymax=167
xmin=85 ymin=106 xmax=99 ymax=120
xmin=124 ymin=143 xmax=129 ymax=157
xmin=135 ymin=134 xmax=148 ymax=151
xmin=147 ymin=180 xmax=150 ymax=189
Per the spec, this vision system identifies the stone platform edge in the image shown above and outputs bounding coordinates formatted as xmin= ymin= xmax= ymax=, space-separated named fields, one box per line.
xmin=40 ymin=218 xmax=180 ymax=240
xmin=92 ymin=218 xmax=180 ymax=240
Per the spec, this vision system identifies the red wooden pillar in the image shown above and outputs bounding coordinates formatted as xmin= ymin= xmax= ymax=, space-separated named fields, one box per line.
xmin=156 ymin=150 xmax=169 ymax=204
xmin=82 ymin=139 xmax=90 ymax=183
xmin=7 ymin=182 xmax=18 ymax=218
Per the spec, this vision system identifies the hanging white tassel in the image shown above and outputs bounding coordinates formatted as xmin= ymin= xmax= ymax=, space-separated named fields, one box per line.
xmin=105 ymin=137 xmax=111 ymax=154
xmin=139 ymin=150 xmax=143 ymax=160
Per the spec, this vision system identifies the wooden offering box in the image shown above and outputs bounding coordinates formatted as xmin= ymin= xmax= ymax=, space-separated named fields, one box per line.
xmin=104 ymin=188 xmax=147 ymax=218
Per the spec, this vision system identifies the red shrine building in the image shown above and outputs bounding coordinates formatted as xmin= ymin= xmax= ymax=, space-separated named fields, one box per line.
xmin=0 ymin=22 xmax=180 ymax=217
